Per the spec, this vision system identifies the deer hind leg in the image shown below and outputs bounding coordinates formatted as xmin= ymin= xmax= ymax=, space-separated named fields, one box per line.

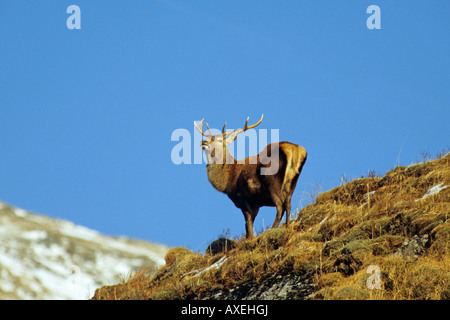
xmin=285 ymin=201 xmax=291 ymax=227
xmin=285 ymin=173 xmax=300 ymax=228
xmin=273 ymin=202 xmax=291 ymax=229
xmin=271 ymin=200 xmax=285 ymax=229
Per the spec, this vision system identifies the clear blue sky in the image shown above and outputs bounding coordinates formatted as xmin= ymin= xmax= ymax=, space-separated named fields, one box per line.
xmin=1 ymin=1 xmax=448 ymax=251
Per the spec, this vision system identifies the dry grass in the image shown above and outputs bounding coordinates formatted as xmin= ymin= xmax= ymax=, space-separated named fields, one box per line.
xmin=92 ymin=152 xmax=450 ymax=300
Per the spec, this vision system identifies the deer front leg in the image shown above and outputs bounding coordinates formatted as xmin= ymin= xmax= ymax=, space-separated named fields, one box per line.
xmin=241 ymin=204 xmax=259 ymax=239
xmin=243 ymin=210 xmax=254 ymax=239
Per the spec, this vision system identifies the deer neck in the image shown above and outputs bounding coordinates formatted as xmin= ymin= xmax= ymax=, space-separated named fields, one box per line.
xmin=206 ymin=146 xmax=236 ymax=193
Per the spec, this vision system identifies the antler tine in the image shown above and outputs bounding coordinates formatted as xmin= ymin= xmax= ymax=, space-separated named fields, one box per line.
xmin=206 ymin=123 xmax=212 ymax=136
xmin=243 ymin=114 xmax=264 ymax=131
xmin=194 ymin=118 xmax=209 ymax=136
xmin=221 ymin=122 xmax=235 ymax=136
xmin=243 ymin=117 xmax=249 ymax=130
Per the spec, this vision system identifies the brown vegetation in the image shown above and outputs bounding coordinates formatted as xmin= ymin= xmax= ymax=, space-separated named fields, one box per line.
xmin=92 ymin=152 xmax=449 ymax=300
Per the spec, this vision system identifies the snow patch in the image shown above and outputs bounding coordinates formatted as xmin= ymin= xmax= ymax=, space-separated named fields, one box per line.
xmin=0 ymin=204 xmax=169 ymax=299
xmin=416 ymin=183 xmax=448 ymax=201
xmin=193 ymin=256 xmax=228 ymax=277
xmin=364 ymin=191 xmax=375 ymax=201
xmin=182 ymin=256 xmax=228 ymax=278
xmin=21 ymin=230 xmax=48 ymax=241
xmin=319 ymin=216 xmax=328 ymax=225
xmin=14 ymin=208 xmax=28 ymax=217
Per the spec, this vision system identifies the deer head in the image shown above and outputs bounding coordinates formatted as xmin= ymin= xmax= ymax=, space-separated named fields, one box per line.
xmin=194 ymin=114 xmax=264 ymax=165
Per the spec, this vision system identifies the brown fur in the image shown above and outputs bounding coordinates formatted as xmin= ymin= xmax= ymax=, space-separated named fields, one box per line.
xmin=205 ymin=141 xmax=307 ymax=239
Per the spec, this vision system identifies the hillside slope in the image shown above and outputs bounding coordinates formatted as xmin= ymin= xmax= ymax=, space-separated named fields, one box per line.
xmin=92 ymin=153 xmax=449 ymax=300
xmin=0 ymin=202 xmax=169 ymax=299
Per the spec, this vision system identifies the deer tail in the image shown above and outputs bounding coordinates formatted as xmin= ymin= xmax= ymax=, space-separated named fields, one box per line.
xmin=282 ymin=144 xmax=307 ymax=196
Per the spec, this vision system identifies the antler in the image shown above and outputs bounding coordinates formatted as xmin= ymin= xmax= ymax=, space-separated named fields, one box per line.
xmin=194 ymin=118 xmax=212 ymax=136
xmin=196 ymin=114 xmax=264 ymax=138
xmin=220 ymin=114 xmax=264 ymax=138
xmin=221 ymin=122 xmax=233 ymax=136
xmin=242 ymin=114 xmax=264 ymax=131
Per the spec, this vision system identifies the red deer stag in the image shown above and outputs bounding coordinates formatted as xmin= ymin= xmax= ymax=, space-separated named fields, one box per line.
xmin=195 ymin=115 xmax=307 ymax=239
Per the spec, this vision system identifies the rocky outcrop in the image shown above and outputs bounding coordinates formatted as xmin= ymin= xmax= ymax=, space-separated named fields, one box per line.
xmin=206 ymin=273 xmax=316 ymax=300
xmin=205 ymin=238 xmax=237 ymax=256
xmin=395 ymin=235 xmax=429 ymax=260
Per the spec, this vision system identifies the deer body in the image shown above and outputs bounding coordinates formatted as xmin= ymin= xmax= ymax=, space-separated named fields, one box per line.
xmin=196 ymin=115 xmax=307 ymax=239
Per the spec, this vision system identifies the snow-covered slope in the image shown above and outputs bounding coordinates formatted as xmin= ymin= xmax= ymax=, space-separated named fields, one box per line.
xmin=0 ymin=201 xmax=169 ymax=300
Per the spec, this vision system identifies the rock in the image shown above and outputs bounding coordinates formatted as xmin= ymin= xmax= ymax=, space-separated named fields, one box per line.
xmin=207 ymin=273 xmax=317 ymax=300
xmin=333 ymin=253 xmax=362 ymax=276
xmin=205 ymin=238 xmax=237 ymax=255
xmin=395 ymin=235 xmax=428 ymax=259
